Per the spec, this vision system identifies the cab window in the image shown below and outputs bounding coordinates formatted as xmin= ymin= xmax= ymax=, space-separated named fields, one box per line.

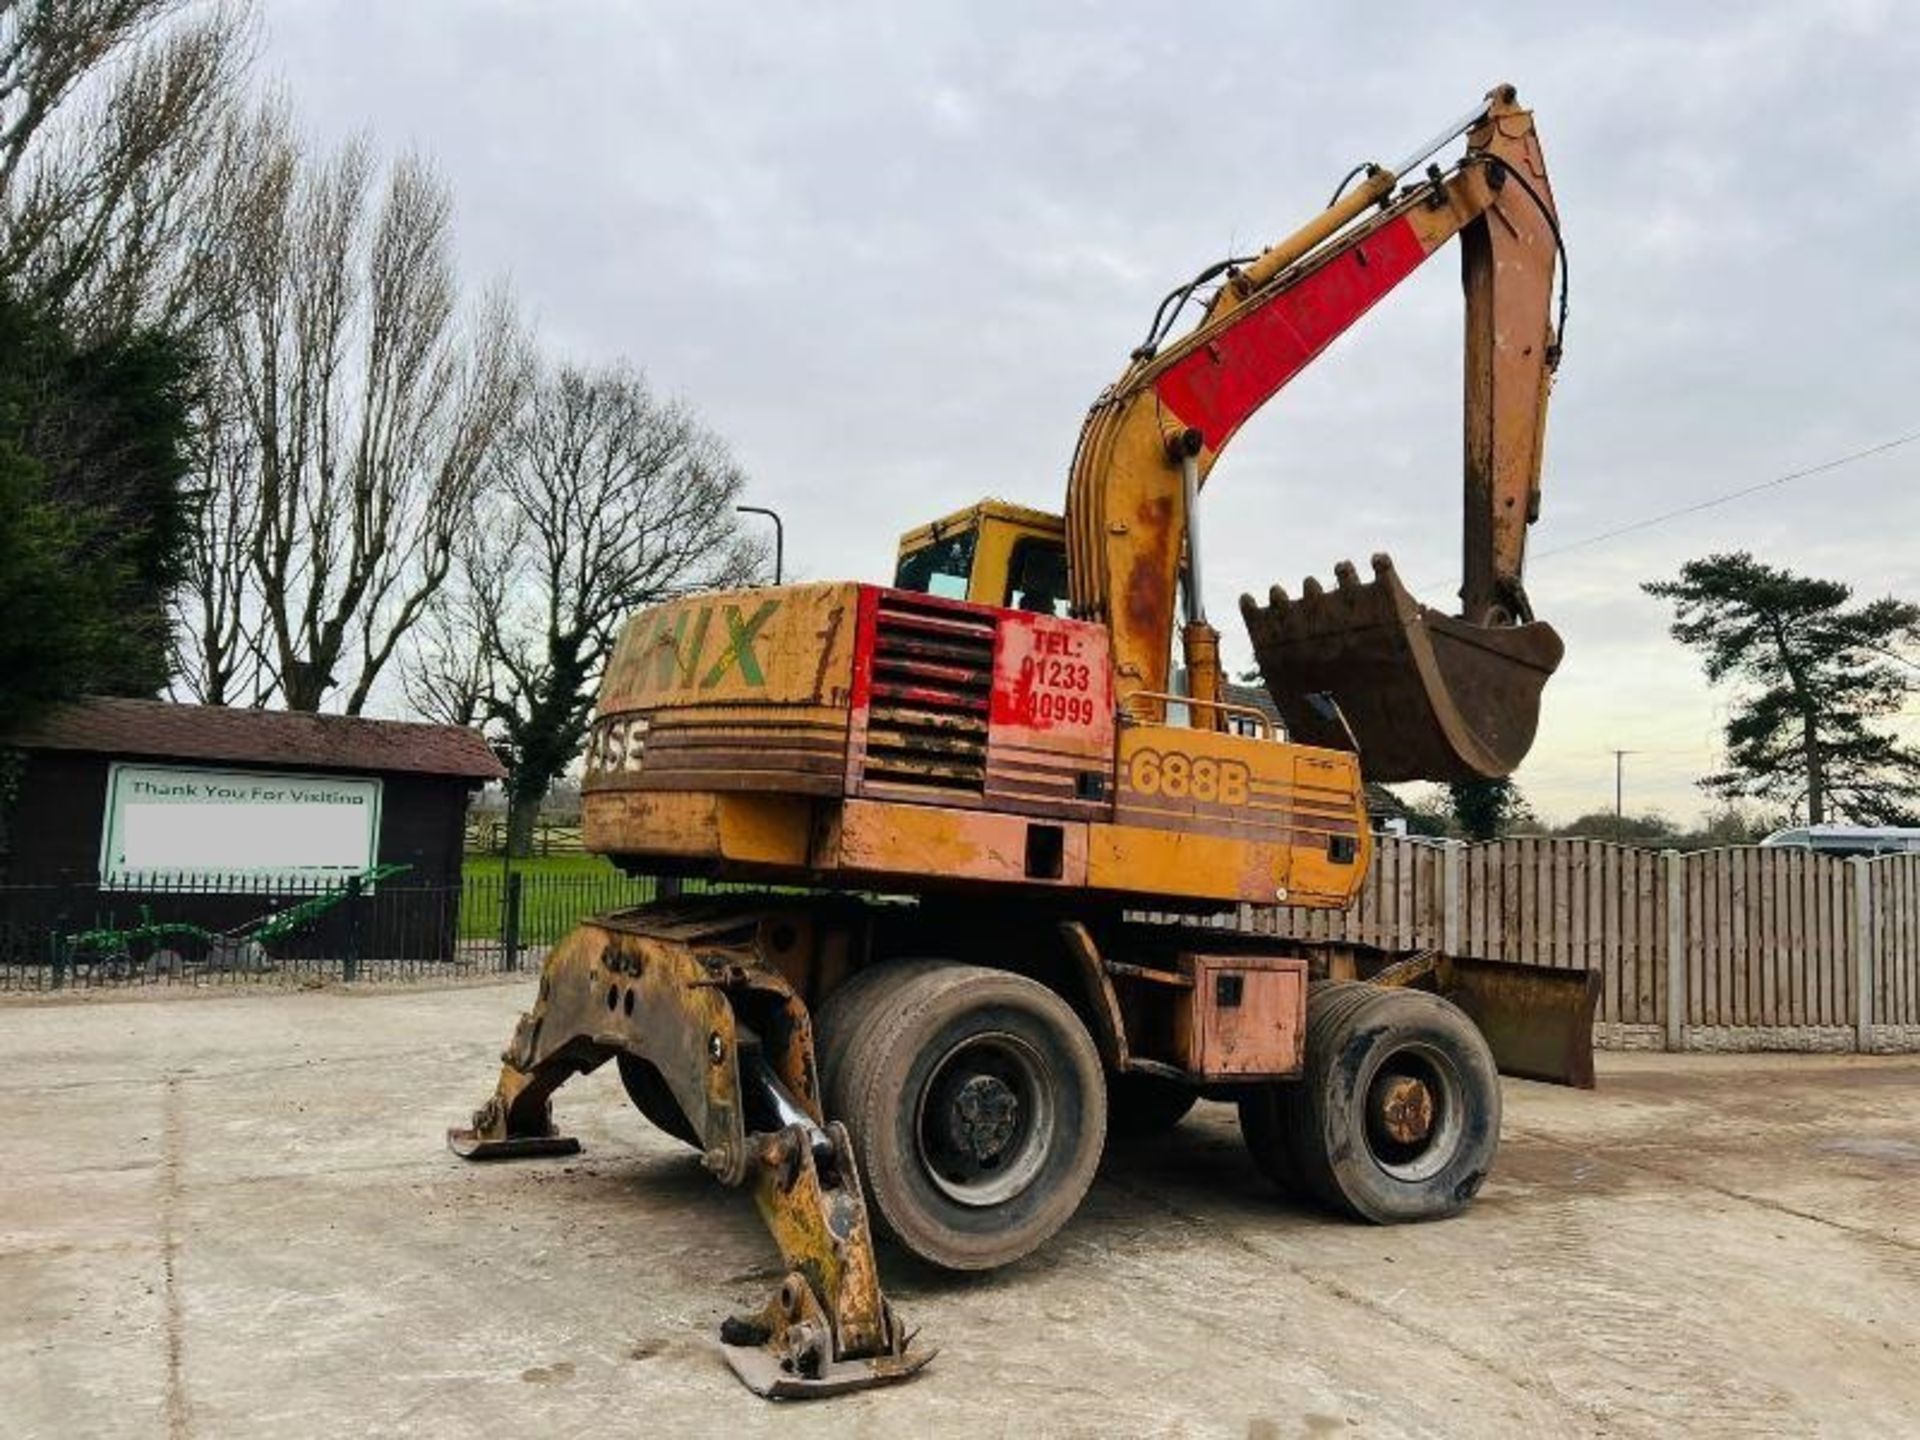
xmin=1004 ymin=537 xmax=1070 ymax=617
xmin=894 ymin=528 xmax=976 ymax=600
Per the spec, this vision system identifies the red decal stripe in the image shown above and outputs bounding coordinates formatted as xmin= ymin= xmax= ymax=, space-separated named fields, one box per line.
xmin=848 ymin=584 xmax=880 ymax=712
xmin=1153 ymin=216 xmax=1432 ymax=449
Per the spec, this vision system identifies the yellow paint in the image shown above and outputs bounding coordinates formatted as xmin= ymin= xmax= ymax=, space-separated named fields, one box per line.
xmin=1285 ymin=748 xmax=1373 ymax=906
xmin=893 ymin=500 xmax=1065 ymax=608
xmin=1108 ymin=724 xmax=1368 ymax=905
xmin=821 ymin=798 xmax=1090 ymax=887
xmin=1116 ymin=723 xmax=1295 ymax=815
xmin=583 ymin=790 xmax=814 ymax=868
xmin=601 ymin=581 xmax=860 ymax=712
xmin=1085 ymin=823 xmax=1293 ymax=903
xmin=582 ymin=728 xmax=1365 ymax=906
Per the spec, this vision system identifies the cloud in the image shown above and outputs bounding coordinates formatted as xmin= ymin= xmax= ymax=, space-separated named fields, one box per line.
xmin=260 ymin=0 xmax=1920 ymax=822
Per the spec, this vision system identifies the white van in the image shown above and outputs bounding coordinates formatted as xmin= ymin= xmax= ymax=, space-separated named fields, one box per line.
xmin=1760 ymin=825 xmax=1920 ymax=856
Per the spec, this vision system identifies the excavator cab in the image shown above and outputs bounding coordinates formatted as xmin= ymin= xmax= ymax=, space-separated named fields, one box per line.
xmin=893 ymin=501 xmax=1072 ymax=616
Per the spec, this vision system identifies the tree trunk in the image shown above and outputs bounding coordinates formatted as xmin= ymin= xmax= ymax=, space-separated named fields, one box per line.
xmin=505 ymin=790 xmax=542 ymax=859
xmin=279 ymin=657 xmax=328 ymax=712
xmin=1804 ymin=710 xmax=1825 ymax=825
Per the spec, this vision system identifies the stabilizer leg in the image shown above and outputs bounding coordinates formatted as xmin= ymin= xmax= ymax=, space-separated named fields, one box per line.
xmin=446 ymin=904 xmax=932 ymax=1398
xmin=444 ymin=1023 xmax=595 ymax=1160
xmin=447 ymin=926 xmax=620 ymax=1159
xmin=720 ymin=1055 xmax=934 ymax=1396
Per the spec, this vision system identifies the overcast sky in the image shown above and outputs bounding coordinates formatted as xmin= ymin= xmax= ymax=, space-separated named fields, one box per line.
xmin=260 ymin=0 xmax=1919 ymax=825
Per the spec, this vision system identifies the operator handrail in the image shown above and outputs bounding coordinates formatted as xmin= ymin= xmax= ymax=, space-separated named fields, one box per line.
xmin=1121 ymin=691 xmax=1276 ymax=738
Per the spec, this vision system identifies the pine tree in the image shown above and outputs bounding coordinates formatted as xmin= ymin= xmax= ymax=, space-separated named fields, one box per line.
xmin=0 ymin=288 xmax=194 ymax=727
xmin=1447 ymin=776 xmax=1533 ymax=841
xmin=1644 ymin=553 xmax=1920 ymax=826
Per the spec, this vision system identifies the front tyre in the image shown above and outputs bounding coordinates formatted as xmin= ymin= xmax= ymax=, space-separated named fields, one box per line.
xmin=818 ymin=962 xmax=1107 ymax=1271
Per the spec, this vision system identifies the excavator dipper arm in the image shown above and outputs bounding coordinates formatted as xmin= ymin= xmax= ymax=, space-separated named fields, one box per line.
xmin=1065 ymin=84 xmax=1565 ymax=782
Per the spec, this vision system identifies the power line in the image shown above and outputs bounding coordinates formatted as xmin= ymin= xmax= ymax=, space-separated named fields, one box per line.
xmin=1535 ymin=429 xmax=1920 ymax=562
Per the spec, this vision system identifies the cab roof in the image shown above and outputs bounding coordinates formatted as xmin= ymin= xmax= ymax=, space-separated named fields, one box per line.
xmin=895 ymin=498 xmax=1063 ymax=552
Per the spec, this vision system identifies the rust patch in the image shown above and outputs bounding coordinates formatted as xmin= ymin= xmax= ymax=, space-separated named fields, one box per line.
xmin=810 ymin=601 xmax=846 ymax=705
xmin=1373 ymin=1074 xmax=1436 ymax=1144
xmin=1122 ymin=495 xmax=1173 ymax=634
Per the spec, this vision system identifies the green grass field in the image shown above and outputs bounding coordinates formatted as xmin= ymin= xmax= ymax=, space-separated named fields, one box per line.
xmin=458 ymin=853 xmax=656 ymax=943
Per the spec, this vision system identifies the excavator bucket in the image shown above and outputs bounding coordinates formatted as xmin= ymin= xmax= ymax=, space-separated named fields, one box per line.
xmin=1240 ymin=554 xmax=1564 ymax=784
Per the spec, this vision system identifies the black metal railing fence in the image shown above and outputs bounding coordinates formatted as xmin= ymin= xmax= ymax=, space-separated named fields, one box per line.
xmin=0 ymin=866 xmax=665 ymax=991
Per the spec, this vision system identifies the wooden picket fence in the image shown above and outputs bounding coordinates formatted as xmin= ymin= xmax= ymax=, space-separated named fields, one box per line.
xmin=1242 ymin=837 xmax=1920 ymax=1051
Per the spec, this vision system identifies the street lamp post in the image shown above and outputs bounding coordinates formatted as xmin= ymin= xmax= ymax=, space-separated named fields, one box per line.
xmin=736 ymin=505 xmax=784 ymax=585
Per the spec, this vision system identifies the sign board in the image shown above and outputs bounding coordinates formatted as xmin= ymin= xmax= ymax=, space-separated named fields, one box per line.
xmin=100 ymin=764 xmax=382 ymax=885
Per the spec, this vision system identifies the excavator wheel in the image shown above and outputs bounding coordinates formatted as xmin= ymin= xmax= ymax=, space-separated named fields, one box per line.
xmin=1239 ymin=981 xmax=1500 ymax=1223
xmin=812 ymin=958 xmax=948 ymax=1098
xmin=816 ymin=961 xmax=1107 ymax=1271
xmin=1106 ymin=1072 xmax=1198 ymax=1139
xmin=615 ymin=1053 xmax=700 ymax=1148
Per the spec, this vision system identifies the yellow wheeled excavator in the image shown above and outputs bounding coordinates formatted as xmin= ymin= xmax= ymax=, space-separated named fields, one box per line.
xmin=450 ymin=84 xmax=1598 ymax=1398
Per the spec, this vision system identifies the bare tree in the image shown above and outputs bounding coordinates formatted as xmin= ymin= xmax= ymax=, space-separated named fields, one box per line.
xmin=168 ymin=368 xmax=263 ymax=703
xmin=1 ymin=0 xmax=252 ymax=331
xmin=400 ymin=526 xmax=512 ymax=729
xmin=422 ymin=363 xmax=761 ymax=855
xmin=211 ymin=118 xmax=528 ymax=712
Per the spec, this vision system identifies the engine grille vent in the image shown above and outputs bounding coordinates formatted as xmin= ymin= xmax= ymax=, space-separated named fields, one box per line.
xmin=863 ymin=595 xmax=994 ymax=793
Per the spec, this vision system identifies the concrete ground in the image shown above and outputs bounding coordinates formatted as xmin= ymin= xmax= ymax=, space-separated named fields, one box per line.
xmin=3 ymin=983 xmax=1917 ymax=1440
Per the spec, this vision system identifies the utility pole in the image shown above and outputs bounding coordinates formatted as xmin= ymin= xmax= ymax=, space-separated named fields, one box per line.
xmin=1612 ymin=749 xmax=1634 ymax=843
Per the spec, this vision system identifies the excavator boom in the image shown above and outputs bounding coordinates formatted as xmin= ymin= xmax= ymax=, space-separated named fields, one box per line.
xmin=1066 ymin=84 xmax=1565 ymax=782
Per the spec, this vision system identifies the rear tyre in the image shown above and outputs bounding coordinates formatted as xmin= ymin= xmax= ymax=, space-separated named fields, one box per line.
xmin=616 ymin=1053 xmax=700 ymax=1148
xmin=1106 ymin=1072 xmax=1198 ymax=1138
xmin=818 ymin=962 xmax=1106 ymax=1271
xmin=1239 ymin=982 xmax=1499 ymax=1223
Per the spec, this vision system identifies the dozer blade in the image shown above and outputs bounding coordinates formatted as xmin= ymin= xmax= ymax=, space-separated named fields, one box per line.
xmin=1438 ymin=954 xmax=1601 ymax=1090
xmin=1369 ymin=949 xmax=1601 ymax=1089
xmin=1240 ymin=554 xmax=1564 ymax=784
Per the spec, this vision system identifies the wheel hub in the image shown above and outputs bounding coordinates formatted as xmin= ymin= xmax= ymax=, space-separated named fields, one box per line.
xmin=945 ymin=1073 xmax=1020 ymax=1162
xmin=916 ymin=1031 xmax=1057 ymax=1208
xmin=1371 ymin=1074 xmax=1435 ymax=1145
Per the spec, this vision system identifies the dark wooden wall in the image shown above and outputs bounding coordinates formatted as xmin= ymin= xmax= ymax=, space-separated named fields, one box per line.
xmin=2 ymin=750 xmax=475 ymax=882
xmin=0 ymin=750 xmax=480 ymax=962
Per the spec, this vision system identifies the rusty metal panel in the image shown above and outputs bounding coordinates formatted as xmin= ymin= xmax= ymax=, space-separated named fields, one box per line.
xmin=601 ymin=582 xmax=860 ymax=712
xmin=819 ymin=797 xmax=1089 ymax=890
xmin=581 ymin=790 xmax=815 ymax=870
xmin=983 ymin=606 xmax=1115 ymax=821
xmin=1102 ymin=723 xmax=1365 ymax=910
xmin=848 ymin=587 xmax=994 ymax=800
xmin=583 ymin=707 xmax=850 ymax=797
xmin=988 ymin=609 xmax=1113 ymax=761
xmin=1431 ymin=953 xmax=1600 ymax=1088
xmin=586 ymin=583 xmax=861 ymax=830
xmin=1173 ymin=953 xmax=1306 ymax=1078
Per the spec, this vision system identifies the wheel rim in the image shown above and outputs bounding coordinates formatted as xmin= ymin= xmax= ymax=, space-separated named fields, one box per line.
xmin=1361 ymin=1042 xmax=1466 ymax=1183
xmin=914 ymin=1031 xmax=1056 ymax=1207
